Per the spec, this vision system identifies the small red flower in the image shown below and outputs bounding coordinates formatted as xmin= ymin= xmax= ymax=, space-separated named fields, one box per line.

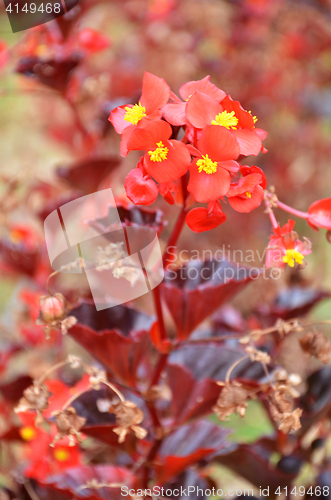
xmin=266 ymin=220 xmax=312 ymax=269
xmin=185 ymin=92 xmax=266 ymax=156
xmin=226 ymin=165 xmax=266 ymax=213
xmin=308 ymin=197 xmax=331 ymax=230
xmin=158 ymin=181 xmax=178 ymax=205
xmin=186 ymin=201 xmax=226 ymax=233
xmin=77 ymin=28 xmax=111 ymax=53
xmin=127 ymin=120 xmax=191 ymax=183
xmin=187 ymin=125 xmax=240 ymax=203
xmin=162 ymin=75 xmax=226 ymax=126
xmin=124 ymin=164 xmax=159 ymax=206
xmin=109 ymin=72 xmax=170 ymax=156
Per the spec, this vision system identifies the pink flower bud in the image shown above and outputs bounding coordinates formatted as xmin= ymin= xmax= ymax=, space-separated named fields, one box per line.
xmin=38 ymin=293 xmax=67 ymax=324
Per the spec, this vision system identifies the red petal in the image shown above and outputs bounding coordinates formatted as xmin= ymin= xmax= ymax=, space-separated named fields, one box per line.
xmin=185 ymin=92 xmax=220 ymax=129
xmin=140 ymin=72 xmax=170 ymax=114
xmin=162 ymin=102 xmax=187 ymax=126
xmin=180 ymin=76 xmax=226 ymax=102
xmin=308 ymin=197 xmax=331 ymax=230
xmin=188 ymin=161 xmax=231 ymax=203
xmin=227 ymin=173 xmax=262 ymax=197
xmin=124 ymin=168 xmax=158 ymax=205
xmin=240 ymin=165 xmax=267 ymax=189
xmin=221 ymin=95 xmax=255 ymax=129
xmin=233 ymin=129 xmax=262 ymax=156
xmin=228 ymin=185 xmax=264 ymax=213
xmin=145 ymin=140 xmax=191 ymax=183
xmin=255 ymin=128 xmax=268 ymax=140
xmin=78 ymin=28 xmax=110 ymax=53
xmin=109 ymin=105 xmax=130 ymax=134
xmin=198 ymin=125 xmax=240 ymax=162
xmin=127 ymin=120 xmax=172 ymax=152
xmin=186 ymin=207 xmax=226 ymax=233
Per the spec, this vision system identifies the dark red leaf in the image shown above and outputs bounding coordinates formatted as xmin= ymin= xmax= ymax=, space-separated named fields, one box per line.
xmin=160 ymin=259 xmax=261 ymax=339
xmin=214 ymin=438 xmax=299 ymax=491
xmin=163 ymin=469 xmax=214 ymax=500
xmin=299 ymin=367 xmax=331 ymax=434
xmin=254 ymin=286 xmax=329 ymax=326
xmin=0 ymin=238 xmax=40 ymax=277
xmin=155 ymin=421 xmax=230 ymax=483
xmin=37 ymin=465 xmax=132 ymax=500
xmin=0 ymin=375 xmax=33 ymax=403
xmin=69 ymin=301 xmax=155 ymax=387
xmin=168 ymin=344 xmax=267 ymax=384
xmin=16 ymin=56 xmax=81 ymax=92
xmin=56 ymin=158 xmax=121 ymax=194
xmin=166 ymin=364 xmax=220 ymax=425
xmin=90 ymin=204 xmax=166 ymax=236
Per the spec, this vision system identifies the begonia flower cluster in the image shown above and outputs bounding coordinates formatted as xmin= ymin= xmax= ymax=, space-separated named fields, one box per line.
xmin=109 ymin=72 xmax=268 ymax=233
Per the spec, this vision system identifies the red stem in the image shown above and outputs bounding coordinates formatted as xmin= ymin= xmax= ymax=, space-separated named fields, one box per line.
xmin=276 ymin=200 xmax=309 ymax=219
xmin=264 ymin=199 xmax=278 ymax=229
xmin=152 ymin=285 xmax=167 ymax=342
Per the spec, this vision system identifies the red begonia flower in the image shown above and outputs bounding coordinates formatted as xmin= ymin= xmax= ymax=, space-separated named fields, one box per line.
xmin=227 ymin=165 xmax=266 ymax=213
xmin=187 ymin=125 xmax=240 ymax=203
xmin=127 ymin=120 xmax=191 ymax=183
xmin=159 ymin=181 xmax=178 ymax=205
xmin=266 ymin=219 xmax=312 ymax=269
xmin=125 ymin=168 xmax=158 ymax=205
xmin=162 ymin=76 xmax=226 ymax=126
xmin=308 ymin=197 xmax=331 ymax=230
xmin=186 ymin=92 xmax=266 ymax=156
xmin=186 ymin=201 xmax=226 ymax=233
xmin=77 ymin=28 xmax=111 ymax=53
xmin=109 ymin=72 xmax=170 ymax=156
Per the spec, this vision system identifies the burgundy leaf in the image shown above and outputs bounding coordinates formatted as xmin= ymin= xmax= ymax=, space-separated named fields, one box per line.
xmin=16 ymin=56 xmax=81 ymax=92
xmin=0 ymin=375 xmax=33 ymax=403
xmin=168 ymin=344 xmax=267 ymax=384
xmin=299 ymin=367 xmax=331 ymax=434
xmin=69 ymin=301 xmax=155 ymax=387
xmin=160 ymin=259 xmax=261 ymax=339
xmin=90 ymin=204 xmax=166 ymax=236
xmin=155 ymin=421 xmax=231 ymax=483
xmin=0 ymin=238 xmax=40 ymax=277
xmin=214 ymin=438 xmax=299 ymax=491
xmin=163 ymin=469 xmax=214 ymax=500
xmin=166 ymin=364 xmax=220 ymax=425
xmin=254 ymin=286 xmax=329 ymax=326
xmin=37 ymin=465 xmax=132 ymax=500
xmin=56 ymin=158 xmax=121 ymax=194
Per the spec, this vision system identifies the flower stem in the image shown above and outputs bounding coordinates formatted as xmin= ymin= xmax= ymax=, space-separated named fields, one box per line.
xmin=152 ymin=285 xmax=167 ymax=342
xmin=225 ymin=356 xmax=249 ymax=384
xmin=264 ymin=199 xmax=278 ymax=230
xmin=276 ymin=200 xmax=309 ymax=219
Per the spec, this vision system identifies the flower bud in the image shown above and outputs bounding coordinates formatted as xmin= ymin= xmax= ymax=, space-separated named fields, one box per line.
xmin=38 ymin=293 xmax=67 ymax=324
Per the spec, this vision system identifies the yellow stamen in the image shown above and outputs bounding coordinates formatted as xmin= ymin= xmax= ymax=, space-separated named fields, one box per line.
xmin=246 ymin=192 xmax=252 ymax=198
xmin=283 ymin=249 xmax=304 ymax=268
xmin=20 ymin=426 xmax=37 ymax=441
xmin=54 ymin=448 xmax=70 ymax=462
xmin=148 ymin=141 xmax=168 ymax=162
xmin=211 ymin=110 xmax=238 ymax=129
xmin=197 ymin=154 xmax=218 ymax=175
xmin=124 ymin=103 xmax=146 ymax=126
xmin=248 ymin=110 xmax=258 ymax=124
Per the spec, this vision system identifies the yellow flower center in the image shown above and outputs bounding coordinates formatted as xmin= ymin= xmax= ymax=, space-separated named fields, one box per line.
xmin=211 ymin=110 xmax=238 ymax=129
xmin=248 ymin=110 xmax=258 ymax=124
xmin=197 ymin=154 xmax=218 ymax=174
xmin=20 ymin=426 xmax=37 ymax=441
xmin=124 ymin=103 xmax=146 ymax=126
xmin=246 ymin=192 xmax=252 ymax=198
xmin=54 ymin=448 xmax=70 ymax=462
xmin=283 ymin=249 xmax=304 ymax=268
xmin=148 ymin=141 xmax=168 ymax=162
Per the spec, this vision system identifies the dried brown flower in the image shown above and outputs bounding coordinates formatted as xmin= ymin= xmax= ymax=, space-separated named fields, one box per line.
xmin=51 ymin=407 xmax=86 ymax=447
xmin=279 ymin=408 xmax=303 ymax=434
xmin=85 ymin=366 xmax=108 ymax=390
xmin=109 ymin=400 xmax=147 ymax=443
xmin=15 ymin=383 xmax=51 ymax=424
xmin=268 ymin=389 xmax=292 ymax=422
xmin=213 ymin=381 xmax=249 ymax=421
xmin=299 ymin=331 xmax=331 ymax=364
xmin=245 ymin=346 xmax=271 ymax=364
